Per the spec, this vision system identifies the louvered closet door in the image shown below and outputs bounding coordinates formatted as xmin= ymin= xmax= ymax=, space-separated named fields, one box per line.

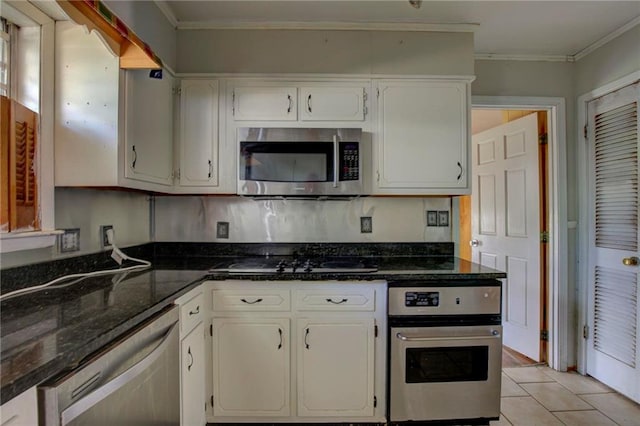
xmin=587 ymin=81 xmax=640 ymax=403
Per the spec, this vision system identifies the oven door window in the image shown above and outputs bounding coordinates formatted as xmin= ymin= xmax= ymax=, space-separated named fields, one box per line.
xmin=405 ymin=346 xmax=488 ymax=383
xmin=240 ymin=142 xmax=332 ymax=182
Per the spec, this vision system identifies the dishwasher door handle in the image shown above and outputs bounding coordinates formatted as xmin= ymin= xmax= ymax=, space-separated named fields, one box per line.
xmin=396 ymin=330 xmax=500 ymax=342
xmin=61 ymin=321 xmax=179 ymax=425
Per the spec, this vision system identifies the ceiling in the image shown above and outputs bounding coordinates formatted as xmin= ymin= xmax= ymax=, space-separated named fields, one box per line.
xmin=159 ymin=1 xmax=640 ymax=59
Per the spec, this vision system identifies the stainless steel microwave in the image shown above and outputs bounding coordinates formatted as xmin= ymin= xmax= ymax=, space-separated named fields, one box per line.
xmin=237 ymin=127 xmax=366 ymax=196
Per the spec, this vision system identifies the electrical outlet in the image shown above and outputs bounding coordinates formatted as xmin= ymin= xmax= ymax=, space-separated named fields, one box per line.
xmin=216 ymin=222 xmax=229 ymax=239
xmin=437 ymin=211 xmax=449 ymax=227
xmin=426 ymin=210 xmax=438 ymax=226
xmin=59 ymin=229 xmax=80 ymax=252
xmin=101 ymin=225 xmax=114 ymax=247
xmin=360 ymin=216 xmax=372 ymax=233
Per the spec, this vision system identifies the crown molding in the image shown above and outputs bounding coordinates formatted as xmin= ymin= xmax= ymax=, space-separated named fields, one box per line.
xmin=153 ymin=0 xmax=178 ymax=29
xmin=175 ymin=20 xmax=479 ymax=32
xmin=573 ymin=15 xmax=640 ymax=61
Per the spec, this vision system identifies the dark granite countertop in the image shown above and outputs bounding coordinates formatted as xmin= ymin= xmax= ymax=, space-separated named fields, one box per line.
xmin=0 ymin=268 xmax=204 ymax=403
xmin=0 ymin=242 xmax=505 ymax=404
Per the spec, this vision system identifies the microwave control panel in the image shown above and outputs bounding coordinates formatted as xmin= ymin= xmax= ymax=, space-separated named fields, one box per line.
xmin=339 ymin=142 xmax=359 ymax=181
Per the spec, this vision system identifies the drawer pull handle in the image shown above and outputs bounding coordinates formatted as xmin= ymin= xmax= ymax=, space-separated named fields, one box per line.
xmin=278 ymin=328 xmax=283 ymax=350
xmin=187 ymin=346 xmax=193 ymax=371
xmin=326 ymin=298 xmax=348 ymax=304
xmin=241 ymin=298 xmax=263 ymax=304
xmin=189 ymin=306 xmax=200 ymax=315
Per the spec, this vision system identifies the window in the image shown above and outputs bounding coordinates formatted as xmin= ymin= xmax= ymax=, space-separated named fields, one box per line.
xmin=0 ymin=1 xmax=56 ymax=252
xmin=0 ymin=19 xmax=9 ymax=97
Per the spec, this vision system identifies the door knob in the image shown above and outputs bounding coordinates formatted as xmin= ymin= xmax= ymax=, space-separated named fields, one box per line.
xmin=470 ymin=239 xmax=479 ymax=247
xmin=622 ymin=257 xmax=639 ymax=266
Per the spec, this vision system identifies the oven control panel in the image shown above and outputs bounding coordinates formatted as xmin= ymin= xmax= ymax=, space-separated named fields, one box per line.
xmin=405 ymin=292 xmax=439 ymax=307
xmin=389 ymin=286 xmax=501 ymax=316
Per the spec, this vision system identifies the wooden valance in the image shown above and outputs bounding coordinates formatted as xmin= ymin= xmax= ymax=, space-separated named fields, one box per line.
xmin=56 ymin=0 xmax=162 ymax=69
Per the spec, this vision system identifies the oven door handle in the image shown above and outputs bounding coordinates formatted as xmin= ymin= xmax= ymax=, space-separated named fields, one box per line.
xmin=396 ymin=330 xmax=500 ymax=342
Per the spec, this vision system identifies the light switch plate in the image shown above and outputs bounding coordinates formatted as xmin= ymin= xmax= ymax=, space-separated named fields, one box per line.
xmin=59 ymin=228 xmax=80 ymax=252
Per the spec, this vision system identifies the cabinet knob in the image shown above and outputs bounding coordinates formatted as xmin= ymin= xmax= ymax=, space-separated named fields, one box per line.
xmin=622 ymin=257 xmax=639 ymax=266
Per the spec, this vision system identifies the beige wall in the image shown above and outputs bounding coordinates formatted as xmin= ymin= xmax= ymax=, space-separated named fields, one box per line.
xmin=177 ymin=29 xmax=474 ymax=75
xmin=575 ymin=25 xmax=640 ymax=97
xmin=0 ymin=189 xmax=151 ymax=268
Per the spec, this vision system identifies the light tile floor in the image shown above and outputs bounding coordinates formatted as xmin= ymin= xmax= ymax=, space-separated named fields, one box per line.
xmin=491 ymin=366 xmax=640 ymax=426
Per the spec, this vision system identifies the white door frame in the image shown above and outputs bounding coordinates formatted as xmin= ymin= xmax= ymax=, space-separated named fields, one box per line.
xmin=576 ymin=70 xmax=640 ymax=374
xmin=472 ymin=96 xmax=568 ymax=371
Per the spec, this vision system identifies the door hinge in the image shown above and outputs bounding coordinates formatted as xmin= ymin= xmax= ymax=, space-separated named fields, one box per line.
xmin=363 ymin=105 xmax=368 ymax=116
xmin=583 ymin=325 xmax=589 ymax=339
xmin=232 ymin=90 xmax=235 ymax=116
xmin=584 ymin=124 xmax=588 ymax=139
xmin=376 ymin=88 xmax=380 ymax=98
xmin=374 ymin=325 xmax=378 ymax=338
xmin=540 ymin=330 xmax=549 ymax=341
xmin=540 ymin=231 xmax=549 ymax=243
xmin=374 ymin=396 xmax=377 ymax=408
xmin=211 ymin=395 xmax=214 ymax=407
xmin=210 ymin=323 xmax=213 ymax=337
xmin=539 ymin=133 xmax=548 ymax=145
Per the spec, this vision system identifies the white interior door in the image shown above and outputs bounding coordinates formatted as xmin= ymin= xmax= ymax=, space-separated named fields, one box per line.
xmin=472 ymin=113 xmax=541 ymax=361
xmin=586 ymin=82 xmax=640 ymax=403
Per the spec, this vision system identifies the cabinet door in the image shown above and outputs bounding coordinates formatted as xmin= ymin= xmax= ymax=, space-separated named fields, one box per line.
xmin=212 ymin=318 xmax=290 ymax=417
xmin=181 ymin=322 xmax=206 ymax=426
xmin=375 ymin=80 xmax=469 ymax=194
xmin=232 ymin=86 xmax=297 ymax=121
xmin=0 ymin=387 xmax=38 ymax=426
xmin=300 ymin=87 xmax=365 ymax=121
xmin=297 ymin=318 xmax=375 ymax=417
xmin=124 ymin=70 xmax=174 ymax=186
xmin=179 ymin=80 xmax=219 ymax=187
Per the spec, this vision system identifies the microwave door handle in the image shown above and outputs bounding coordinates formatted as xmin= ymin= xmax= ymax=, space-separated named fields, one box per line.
xmin=333 ymin=134 xmax=339 ymax=188
xmin=60 ymin=322 xmax=179 ymax=425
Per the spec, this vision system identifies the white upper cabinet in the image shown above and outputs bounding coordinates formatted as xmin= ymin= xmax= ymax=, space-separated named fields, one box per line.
xmin=232 ymin=86 xmax=297 ymax=121
xmin=123 ymin=70 xmax=174 ymax=186
xmin=179 ymin=80 xmax=219 ymax=187
xmin=299 ymin=86 xmax=366 ymax=121
xmin=373 ymin=79 xmax=470 ymax=195
xmin=54 ymin=22 xmax=174 ymax=192
xmin=229 ymin=81 xmax=370 ymax=124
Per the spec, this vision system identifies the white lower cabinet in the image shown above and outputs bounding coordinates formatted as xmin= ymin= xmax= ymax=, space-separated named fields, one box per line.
xmin=181 ymin=322 xmax=206 ymax=426
xmin=212 ymin=318 xmax=291 ymax=417
xmin=176 ymin=288 xmax=206 ymax=426
xmin=297 ymin=318 xmax=375 ymax=417
xmin=0 ymin=387 xmax=37 ymax=426
xmin=207 ymin=280 xmax=387 ymax=423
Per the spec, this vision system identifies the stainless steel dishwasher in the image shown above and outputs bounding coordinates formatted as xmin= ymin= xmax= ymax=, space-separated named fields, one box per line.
xmin=38 ymin=306 xmax=180 ymax=426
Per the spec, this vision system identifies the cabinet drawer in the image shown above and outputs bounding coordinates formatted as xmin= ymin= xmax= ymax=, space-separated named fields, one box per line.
xmin=296 ymin=288 xmax=375 ymax=311
xmin=180 ymin=292 xmax=204 ymax=334
xmin=212 ymin=288 xmax=291 ymax=312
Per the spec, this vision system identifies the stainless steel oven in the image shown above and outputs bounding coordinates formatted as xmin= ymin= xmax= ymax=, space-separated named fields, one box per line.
xmin=237 ymin=127 xmax=366 ymax=196
xmin=388 ymin=284 xmax=502 ymax=425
